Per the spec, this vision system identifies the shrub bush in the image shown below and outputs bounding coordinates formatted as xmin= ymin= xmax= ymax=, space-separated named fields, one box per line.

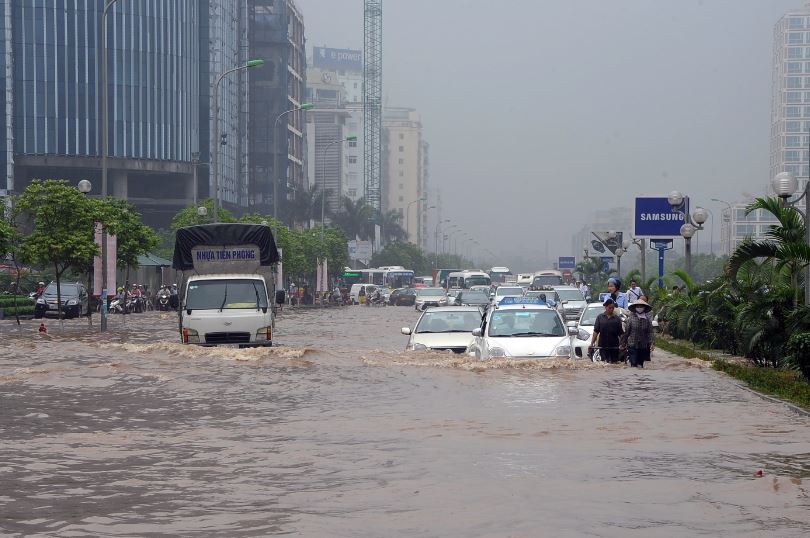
xmin=786 ymin=332 xmax=810 ymax=381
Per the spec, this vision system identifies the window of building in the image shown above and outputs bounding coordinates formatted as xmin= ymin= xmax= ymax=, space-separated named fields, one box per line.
xmin=735 ymin=224 xmax=756 ymax=236
xmin=788 ymin=76 xmax=803 ymax=89
xmin=787 ymin=120 xmax=802 ymax=132
xmin=790 ymin=17 xmax=805 ymax=29
xmin=398 ymin=183 xmax=404 ymax=190
xmin=348 ymin=156 xmax=357 ymax=164
xmin=787 ymin=135 xmax=802 ymax=147
xmin=399 ymin=171 xmax=405 ymax=177
xmin=347 ymin=188 xmax=357 ymax=197
xmin=398 ymin=145 xmax=404 ymax=152
xmin=788 ymin=62 xmax=803 ymax=74
xmin=398 ymin=196 xmax=404 ymax=202
xmin=787 ymin=91 xmax=802 ymax=103
xmin=787 ymin=106 xmax=802 ymax=118
xmin=789 ymin=32 xmax=804 ymax=45
xmin=785 ymin=150 xmax=802 ymax=162
xmin=348 ymin=139 xmax=357 ymax=147
xmin=398 ymin=158 xmax=404 ymax=164
xmin=789 ymin=47 xmax=804 ymax=59
xmin=399 ymin=133 xmax=404 ymax=140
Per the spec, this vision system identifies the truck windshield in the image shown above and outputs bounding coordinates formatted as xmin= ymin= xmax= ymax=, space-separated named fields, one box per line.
xmin=186 ymin=279 xmax=267 ymax=310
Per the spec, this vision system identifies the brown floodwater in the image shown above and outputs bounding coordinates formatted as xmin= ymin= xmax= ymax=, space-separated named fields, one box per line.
xmin=1 ymin=307 xmax=809 ymax=537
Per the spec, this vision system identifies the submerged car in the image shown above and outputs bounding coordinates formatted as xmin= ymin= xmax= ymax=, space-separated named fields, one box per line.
xmin=492 ymin=286 xmax=524 ymax=306
xmin=454 ymin=289 xmax=490 ymax=307
xmin=402 ymin=306 xmax=483 ymax=353
xmin=389 ymin=287 xmax=417 ymax=306
xmin=468 ymin=298 xmax=576 ymax=360
xmin=552 ymin=286 xmax=588 ymax=321
xmin=414 ymin=287 xmax=448 ymax=310
xmin=34 ymin=282 xmax=90 ymax=319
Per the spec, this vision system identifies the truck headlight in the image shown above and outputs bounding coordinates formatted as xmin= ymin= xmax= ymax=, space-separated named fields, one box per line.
xmin=182 ymin=327 xmax=200 ymax=344
xmin=488 ymin=346 xmax=509 ymax=358
xmin=553 ymin=344 xmax=572 ymax=357
xmin=256 ymin=326 xmax=272 ymax=341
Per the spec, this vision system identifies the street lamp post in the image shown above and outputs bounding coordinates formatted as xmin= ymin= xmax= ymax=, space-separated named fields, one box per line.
xmin=616 ymin=247 xmax=624 ymax=279
xmin=212 ymin=59 xmax=266 ymax=223
xmin=623 ymin=237 xmax=646 ymax=282
xmin=434 ymin=219 xmax=450 ymax=268
xmin=669 ymin=190 xmax=708 ymax=279
xmin=196 ymin=205 xmax=208 ymax=224
xmin=98 ymin=0 xmax=126 ymax=332
xmin=320 ymin=135 xmax=357 ymax=239
xmin=272 ymin=102 xmax=315 ymax=224
xmin=771 ymin=171 xmax=810 ymax=306
xmin=78 ymin=180 xmax=93 ymax=328
xmin=405 ymin=196 xmax=427 ymax=243
xmin=711 ymin=198 xmax=733 ymax=256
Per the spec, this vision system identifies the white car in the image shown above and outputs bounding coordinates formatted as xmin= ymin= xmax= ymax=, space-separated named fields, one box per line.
xmin=349 ymin=284 xmax=378 ymax=304
xmin=492 ymin=285 xmax=524 ymax=306
xmin=572 ymin=303 xmax=604 ymax=359
xmin=468 ymin=299 xmax=577 ymax=360
xmin=414 ymin=287 xmax=449 ymax=310
xmin=552 ymin=285 xmax=588 ymax=322
xmin=401 ymin=306 xmax=484 ymax=353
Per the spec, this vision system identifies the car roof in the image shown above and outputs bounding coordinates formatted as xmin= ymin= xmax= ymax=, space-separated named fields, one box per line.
xmin=420 ymin=306 xmax=482 ymax=313
xmin=552 ymin=285 xmax=580 ymax=290
xmin=494 ymin=304 xmax=555 ymax=311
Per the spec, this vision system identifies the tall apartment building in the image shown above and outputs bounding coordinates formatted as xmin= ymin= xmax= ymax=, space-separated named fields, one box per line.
xmin=247 ymin=0 xmax=306 ymax=217
xmin=382 ymin=107 xmax=428 ymax=246
xmin=305 ymin=66 xmax=349 ymax=216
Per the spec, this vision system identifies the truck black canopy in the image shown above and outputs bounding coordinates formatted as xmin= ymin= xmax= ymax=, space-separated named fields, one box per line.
xmin=172 ymin=223 xmax=279 ymax=270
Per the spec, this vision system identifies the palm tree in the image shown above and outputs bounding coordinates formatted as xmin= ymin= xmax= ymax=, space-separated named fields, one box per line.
xmin=726 ymin=196 xmax=810 ymax=307
xmin=331 ymin=197 xmax=375 ymax=240
xmin=379 ymin=209 xmax=407 ymax=244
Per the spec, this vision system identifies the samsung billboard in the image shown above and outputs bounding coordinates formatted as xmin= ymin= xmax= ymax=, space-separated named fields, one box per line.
xmin=634 ymin=196 xmax=689 ymax=238
xmin=313 ymin=47 xmax=363 ymax=71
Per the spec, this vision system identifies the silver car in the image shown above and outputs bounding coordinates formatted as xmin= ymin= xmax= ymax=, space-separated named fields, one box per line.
xmin=414 ymin=287 xmax=449 ymax=310
xmin=552 ymin=286 xmax=588 ymax=322
xmin=401 ymin=306 xmax=484 ymax=352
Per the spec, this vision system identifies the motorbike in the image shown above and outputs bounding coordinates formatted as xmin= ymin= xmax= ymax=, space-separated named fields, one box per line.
xmin=366 ymin=293 xmax=386 ymax=307
xmin=157 ymin=289 xmax=171 ymax=311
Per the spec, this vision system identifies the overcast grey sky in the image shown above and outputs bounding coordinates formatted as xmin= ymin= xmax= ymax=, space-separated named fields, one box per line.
xmin=298 ymin=0 xmax=800 ymax=266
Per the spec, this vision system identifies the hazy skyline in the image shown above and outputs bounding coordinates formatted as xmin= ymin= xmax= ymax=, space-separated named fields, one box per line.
xmin=298 ymin=0 xmax=801 ymax=266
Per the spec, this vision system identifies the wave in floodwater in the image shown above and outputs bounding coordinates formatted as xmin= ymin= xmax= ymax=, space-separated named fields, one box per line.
xmin=112 ymin=341 xmax=314 ymax=364
xmin=362 ymin=349 xmax=617 ymax=371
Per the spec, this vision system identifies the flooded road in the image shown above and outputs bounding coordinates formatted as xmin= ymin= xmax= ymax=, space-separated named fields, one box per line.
xmin=1 ymin=307 xmax=809 ymax=537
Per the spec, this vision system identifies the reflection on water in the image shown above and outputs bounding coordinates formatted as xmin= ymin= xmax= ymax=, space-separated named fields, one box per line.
xmin=1 ymin=308 xmax=809 ymax=537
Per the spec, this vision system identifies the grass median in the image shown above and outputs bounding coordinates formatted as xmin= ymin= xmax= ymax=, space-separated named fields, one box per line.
xmin=656 ymin=338 xmax=810 ymax=411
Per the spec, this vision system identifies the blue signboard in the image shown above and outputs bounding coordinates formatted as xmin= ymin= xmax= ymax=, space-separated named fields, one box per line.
xmin=558 ymin=256 xmax=576 ymax=270
xmin=313 ymin=47 xmax=363 ymax=71
xmin=601 ymin=256 xmax=613 ymax=273
xmin=634 ymin=197 xmax=689 ymax=238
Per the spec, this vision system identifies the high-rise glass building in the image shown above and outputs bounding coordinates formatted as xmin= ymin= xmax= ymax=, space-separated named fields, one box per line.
xmin=1 ymin=0 xmax=303 ymax=226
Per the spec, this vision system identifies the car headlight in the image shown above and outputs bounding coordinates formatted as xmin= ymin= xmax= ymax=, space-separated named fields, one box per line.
xmin=411 ymin=343 xmax=428 ymax=351
xmin=182 ymin=327 xmax=200 ymax=344
xmin=66 ymin=299 xmax=78 ymax=306
xmin=36 ymin=298 xmax=46 ymax=304
xmin=488 ymin=346 xmax=509 ymax=358
xmin=256 ymin=326 xmax=272 ymax=341
xmin=577 ymin=329 xmax=590 ymax=341
xmin=553 ymin=344 xmax=572 ymax=357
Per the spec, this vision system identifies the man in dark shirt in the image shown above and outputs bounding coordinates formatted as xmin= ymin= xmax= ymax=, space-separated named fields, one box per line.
xmin=590 ymin=298 xmax=624 ymax=363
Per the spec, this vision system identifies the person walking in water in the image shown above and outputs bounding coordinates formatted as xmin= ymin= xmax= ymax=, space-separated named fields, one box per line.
xmin=621 ymin=299 xmax=655 ymax=368
xmin=606 ymin=277 xmax=628 ymax=309
xmin=627 ymin=279 xmax=644 ymax=304
xmin=589 ymin=298 xmax=624 ymax=363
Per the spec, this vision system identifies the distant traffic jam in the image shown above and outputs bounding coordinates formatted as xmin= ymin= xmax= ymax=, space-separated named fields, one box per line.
xmin=340 ymin=266 xmax=651 ymax=363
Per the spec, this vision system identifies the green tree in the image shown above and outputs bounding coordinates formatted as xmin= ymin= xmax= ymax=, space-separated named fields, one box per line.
xmin=14 ymin=180 xmax=106 ymax=320
xmin=379 ymin=209 xmax=407 ymax=244
xmin=331 ymin=197 xmax=374 ymax=240
xmin=727 ymin=197 xmax=810 ymax=307
xmin=101 ymin=198 xmax=159 ymax=275
xmin=170 ymin=198 xmax=236 ymax=230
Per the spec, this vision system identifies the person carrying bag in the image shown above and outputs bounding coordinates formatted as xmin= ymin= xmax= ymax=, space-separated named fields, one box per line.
xmin=621 ymin=299 xmax=655 ymax=368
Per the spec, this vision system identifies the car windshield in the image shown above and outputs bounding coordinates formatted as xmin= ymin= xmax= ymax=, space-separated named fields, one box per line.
xmin=496 ymin=287 xmax=524 ymax=297
xmin=465 ymin=276 xmax=490 ymax=287
xmin=416 ymin=311 xmax=482 ymax=333
xmin=525 ymin=291 xmax=558 ymax=302
xmin=579 ymin=307 xmax=603 ymax=326
xmin=186 ymin=279 xmax=267 ymax=310
xmin=487 ymin=309 xmax=565 ymax=337
xmin=44 ymin=284 xmax=79 ymax=296
xmin=556 ymin=289 xmax=585 ymax=301
xmin=460 ymin=291 xmax=489 ymax=303
xmin=417 ymin=287 xmax=445 ymax=297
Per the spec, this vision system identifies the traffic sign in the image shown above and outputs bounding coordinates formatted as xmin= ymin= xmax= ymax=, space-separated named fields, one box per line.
xmin=650 ymin=238 xmax=674 ymax=250
xmin=558 ymin=256 xmax=576 ymax=270
xmin=634 ymin=197 xmax=688 ymax=238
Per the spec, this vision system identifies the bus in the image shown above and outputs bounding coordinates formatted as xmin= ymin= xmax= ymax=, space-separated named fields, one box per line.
xmin=383 ymin=268 xmax=415 ymax=289
xmin=341 ymin=269 xmax=364 ymax=288
xmin=433 ymin=268 xmax=461 ymax=289
xmin=447 ymin=270 xmax=491 ymax=289
xmin=360 ymin=268 xmax=385 ymax=286
xmin=488 ymin=266 xmax=512 ymax=285
xmin=530 ymin=270 xmax=564 ymax=290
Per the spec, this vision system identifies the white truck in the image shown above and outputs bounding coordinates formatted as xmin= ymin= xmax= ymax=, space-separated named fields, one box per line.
xmin=172 ymin=223 xmax=283 ymax=347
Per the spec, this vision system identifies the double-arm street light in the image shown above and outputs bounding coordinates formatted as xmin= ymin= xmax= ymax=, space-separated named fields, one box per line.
xmin=405 ymin=196 xmax=427 ymax=243
xmin=668 ymin=190 xmax=709 ymax=278
xmin=319 ymin=135 xmax=357 ymax=239
xmin=772 ymin=171 xmax=810 ymax=306
xmin=434 ymin=219 xmax=450 ymax=267
xmin=272 ymin=102 xmax=315 ymax=224
xmin=212 ymin=59 xmax=266 ymax=223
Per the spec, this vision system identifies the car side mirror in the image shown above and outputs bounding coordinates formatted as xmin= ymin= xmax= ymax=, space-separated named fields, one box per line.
xmin=472 ymin=328 xmax=483 ymax=337
xmin=566 ymin=321 xmax=578 ymax=329
xmin=401 ymin=327 xmax=412 ymax=335
xmin=186 ymin=308 xmax=192 ymax=315
xmin=275 ymin=290 xmax=286 ymax=305
xmin=568 ymin=326 xmax=579 ymax=336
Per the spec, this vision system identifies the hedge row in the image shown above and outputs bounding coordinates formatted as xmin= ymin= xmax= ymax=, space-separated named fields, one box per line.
xmin=0 ymin=305 xmax=35 ymax=316
xmin=0 ymin=296 xmax=35 ymax=308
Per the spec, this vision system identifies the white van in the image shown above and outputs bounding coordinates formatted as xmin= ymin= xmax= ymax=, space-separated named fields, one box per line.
xmin=349 ymin=283 xmax=378 ymax=304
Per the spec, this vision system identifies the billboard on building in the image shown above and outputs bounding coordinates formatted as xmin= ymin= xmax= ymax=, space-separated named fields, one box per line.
xmin=634 ymin=197 xmax=689 ymax=238
xmin=313 ymin=47 xmax=362 ymax=71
